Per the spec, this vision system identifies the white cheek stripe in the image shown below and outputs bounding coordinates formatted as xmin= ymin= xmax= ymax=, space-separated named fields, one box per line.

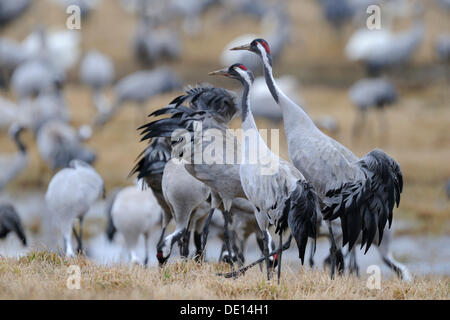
xmin=257 ymin=42 xmax=270 ymax=66
xmin=235 ymin=68 xmax=251 ymax=84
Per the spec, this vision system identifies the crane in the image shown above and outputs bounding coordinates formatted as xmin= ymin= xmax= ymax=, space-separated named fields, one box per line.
xmin=209 ymin=64 xmax=318 ymax=281
xmin=94 ymin=68 xmax=181 ymax=128
xmin=110 ymin=182 xmax=162 ymax=265
xmin=232 ymin=39 xmax=403 ymax=279
xmin=157 ymin=159 xmax=211 ymax=265
xmin=348 ymin=77 xmax=397 ymax=139
xmin=136 ymin=85 xmax=246 ymax=266
xmin=79 ymin=50 xmax=115 ymax=114
xmin=45 ymin=160 xmax=104 ymax=257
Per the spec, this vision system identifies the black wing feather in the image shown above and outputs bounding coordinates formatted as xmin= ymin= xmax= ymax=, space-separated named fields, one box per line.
xmin=323 ymin=149 xmax=403 ymax=253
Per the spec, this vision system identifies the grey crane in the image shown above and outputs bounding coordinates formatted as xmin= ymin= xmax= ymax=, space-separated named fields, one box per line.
xmin=232 ymin=39 xmax=403 ymax=279
xmin=209 ymin=64 xmax=318 ymax=281
xmin=0 ymin=203 xmax=27 ymax=246
xmin=94 ymin=68 xmax=181 ymax=128
xmin=345 ymin=4 xmax=424 ymax=76
xmin=36 ymin=120 xmax=96 ymax=172
xmin=136 ymin=85 xmax=246 ymax=266
xmin=45 ymin=160 xmax=104 ymax=257
xmin=0 ymin=0 xmax=31 ymax=26
xmin=20 ymin=92 xmax=70 ymax=136
xmin=348 ymin=77 xmax=397 ymax=139
xmin=0 ymin=123 xmax=28 ymax=191
xmin=110 ymin=182 xmax=162 ymax=265
xmin=133 ymin=0 xmax=181 ymax=66
xmin=11 ymin=59 xmax=65 ymax=103
xmin=157 ymin=158 xmax=211 ymax=265
xmin=79 ymin=50 xmax=115 ymax=114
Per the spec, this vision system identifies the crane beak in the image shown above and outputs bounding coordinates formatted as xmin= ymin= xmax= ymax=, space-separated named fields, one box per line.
xmin=208 ymin=68 xmax=229 ymax=77
xmin=230 ymin=43 xmax=251 ymax=51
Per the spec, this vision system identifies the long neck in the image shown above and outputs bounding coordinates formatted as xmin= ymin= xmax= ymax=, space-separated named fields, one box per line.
xmin=261 ymin=56 xmax=317 ymax=132
xmin=240 ymin=80 xmax=271 ymax=165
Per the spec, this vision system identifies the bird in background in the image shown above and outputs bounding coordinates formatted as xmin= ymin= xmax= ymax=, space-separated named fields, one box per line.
xmin=45 ymin=160 xmax=104 ymax=257
xmin=0 ymin=203 xmax=27 ymax=247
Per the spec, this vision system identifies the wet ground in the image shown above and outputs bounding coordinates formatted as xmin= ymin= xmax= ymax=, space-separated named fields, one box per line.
xmin=1 ymin=191 xmax=449 ymax=279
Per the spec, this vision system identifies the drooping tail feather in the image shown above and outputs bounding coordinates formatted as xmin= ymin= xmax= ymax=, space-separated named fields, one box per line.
xmin=277 ymin=180 xmax=319 ymax=264
xmin=323 ymin=149 xmax=403 ymax=253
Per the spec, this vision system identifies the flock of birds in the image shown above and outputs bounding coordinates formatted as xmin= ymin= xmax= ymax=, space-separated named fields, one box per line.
xmin=0 ymin=0 xmax=449 ymax=283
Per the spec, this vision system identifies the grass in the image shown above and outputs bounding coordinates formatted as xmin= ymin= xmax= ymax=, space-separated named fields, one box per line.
xmin=0 ymin=252 xmax=447 ymax=299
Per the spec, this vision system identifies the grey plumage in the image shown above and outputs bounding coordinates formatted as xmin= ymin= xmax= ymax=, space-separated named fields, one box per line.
xmin=111 ymin=183 xmax=162 ymax=264
xmin=79 ymin=50 xmax=115 ymax=114
xmin=349 ymin=78 xmax=397 ymax=110
xmin=94 ymin=68 xmax=181 ymax=127
xmin=235 ymin=38 xmax=403 ymax=256
xmin=36 ymin=120 xmax=96 ymax=171
xmin=136 ymin=85 xmax=245 ymax=263
xmin=349 ymin=77 xmax=397 ymax=137
xmin=0 ymin=0 xmax=31 ymax=26
xmin=45 ymin=160 xmax=104 ymax=256
xmin=211 ymin=64 xmax=318 ymax=271
xmin=20 ymin=92 xmax=70 ymax=135
xmin=0 ymin=203 xmax=27 ymax=246
xmin=345 ymin=11 xmax=424 ymax=76
xmin=11 ymin=59 xmax=65 ymax=102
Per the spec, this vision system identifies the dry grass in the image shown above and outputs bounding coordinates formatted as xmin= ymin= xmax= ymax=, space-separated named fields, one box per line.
xmin=0 ymin=252 xmax=447 ymax=299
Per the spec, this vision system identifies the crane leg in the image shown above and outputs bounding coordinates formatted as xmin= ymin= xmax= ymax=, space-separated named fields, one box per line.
xmin=201 ymin=208 xmax=215 ymax=254
xmin=222 ymin=210 xmax=234 ymax=266
xmin=277 ymin=231 xmax=283 ymax=284
xmin=193 ymin=231 xmax=203 ymax=261
xmin=180 ymin=230 xmax=191 ymax=259
xmin=72 ymin=216 xmax=84 ymax=254
xmin=308 ymin=241 xmax=315 ymax=268
xmin=348 ymin=248 xmax=359 ymax=276
xmin=327 ymin=221 xmax=338 ymax=280
xmin=263 ymin=230 xmax=271 ymax=281
xmin=144 ymin=232 xmax=149 ymax=266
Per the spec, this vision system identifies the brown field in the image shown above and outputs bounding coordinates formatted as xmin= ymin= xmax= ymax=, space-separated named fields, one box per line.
xmin=0 ymin=252 xmax=447 ymax=299
xmin=0 ymin=0 xmax=449 ymax=299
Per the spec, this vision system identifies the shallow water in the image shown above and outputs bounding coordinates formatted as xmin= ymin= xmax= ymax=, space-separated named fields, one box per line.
xmin=1 ymin=191 xmax=449 ymax=278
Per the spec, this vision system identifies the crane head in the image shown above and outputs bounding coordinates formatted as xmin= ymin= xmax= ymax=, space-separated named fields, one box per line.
xmin=230 ymin=38 xmax=272 ymax=65
xmin=208 ymin=63 xmax=254 ymax=85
